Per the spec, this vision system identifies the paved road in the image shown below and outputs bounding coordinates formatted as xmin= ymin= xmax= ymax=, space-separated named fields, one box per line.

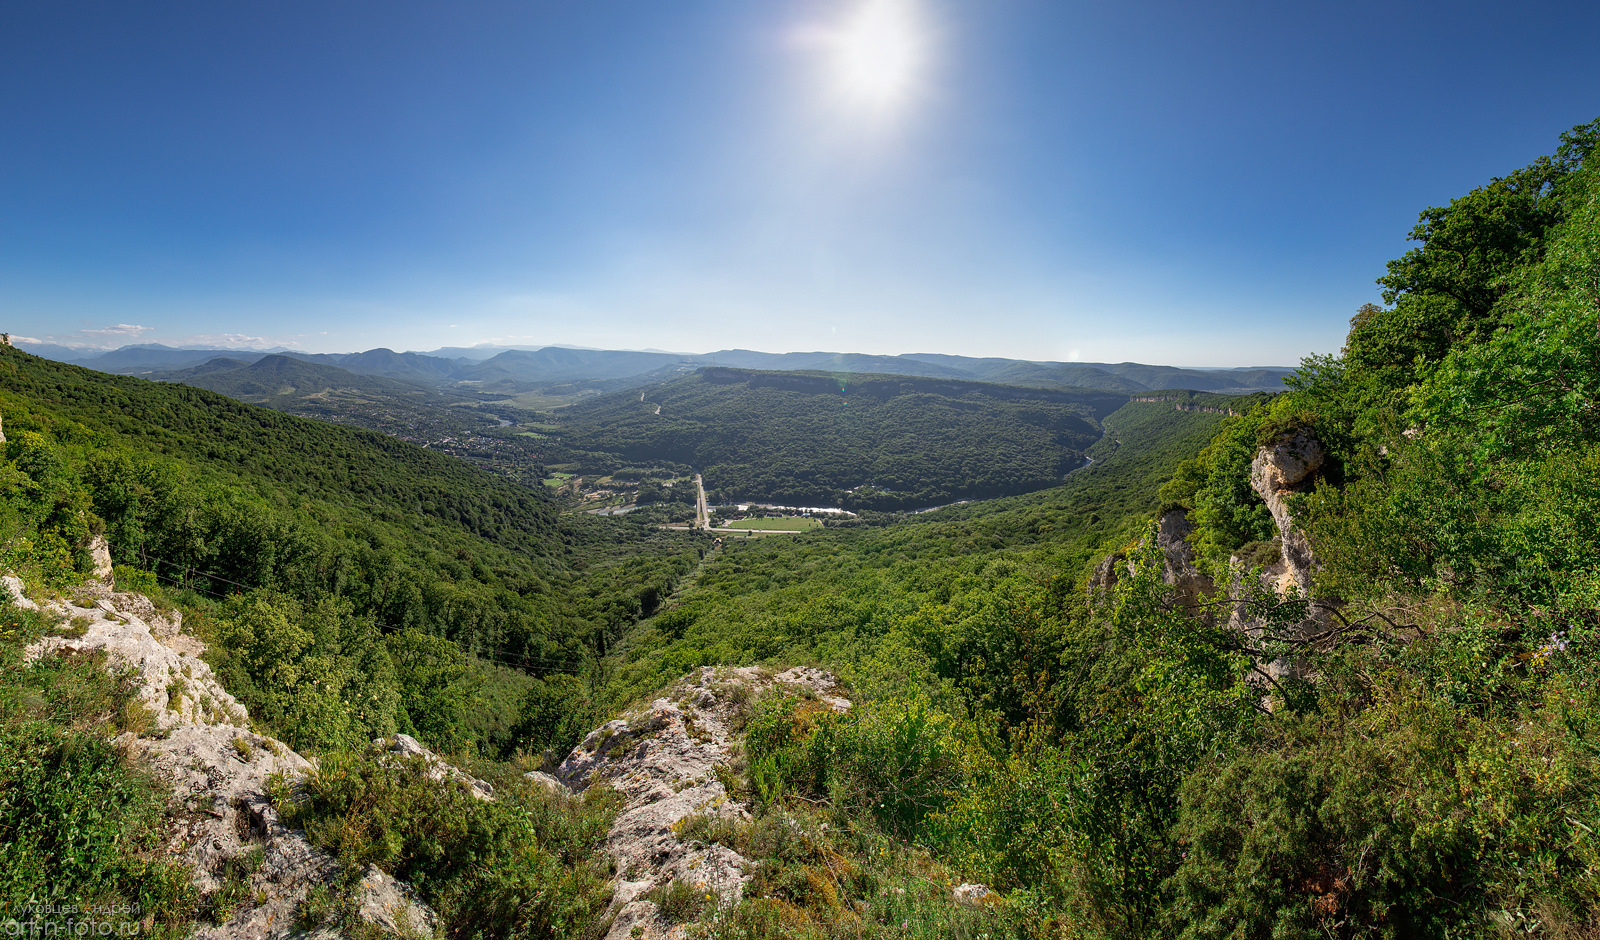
xmin=694 ymin=473 xmax=709 ymax=530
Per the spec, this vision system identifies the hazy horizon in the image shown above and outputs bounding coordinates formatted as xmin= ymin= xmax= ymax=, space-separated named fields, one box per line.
xmin=26 ymin=338 xmax=1298 ymax=372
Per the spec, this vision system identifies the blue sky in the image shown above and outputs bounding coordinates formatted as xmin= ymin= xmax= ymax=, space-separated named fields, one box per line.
xmin=3 ymin=0 xmax=1598 ymax=366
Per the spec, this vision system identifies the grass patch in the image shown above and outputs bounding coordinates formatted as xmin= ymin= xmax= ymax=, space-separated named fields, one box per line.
xmin=714 ymin=517 xmax=823 ymax=532
xmin=489 ymin=390 xmax=599 ymax=410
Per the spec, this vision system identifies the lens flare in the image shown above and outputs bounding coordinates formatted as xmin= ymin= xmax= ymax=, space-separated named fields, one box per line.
xmin=823 ymin=0 xmax=927 ymax=117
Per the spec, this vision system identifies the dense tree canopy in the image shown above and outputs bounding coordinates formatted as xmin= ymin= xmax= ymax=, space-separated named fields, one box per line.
xmin=553 ymin=368 xmax=1125 ymax=510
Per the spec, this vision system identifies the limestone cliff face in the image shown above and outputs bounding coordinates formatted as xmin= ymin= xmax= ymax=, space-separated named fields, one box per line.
xmin=1156 ymin=508 xmax=1215 ymax=615
xmin=1231 ymin=429 xmax=1334 ymax=686
xmin=1086 ymin=510 xmax=1213 ymax=616
xmin=1248 ymin=429 xmax=1324 ymax=596
xmin=1086 ymin=428 xmax=1333 ymax=694
xmin=7 ymin=576 xmax=438 ymax=940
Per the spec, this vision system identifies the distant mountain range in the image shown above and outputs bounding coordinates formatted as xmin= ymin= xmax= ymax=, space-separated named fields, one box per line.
xmin=21 ymin=341 xmax=1295 ymax=396
xmin=141 ymin=354 xmax=451 ymax=404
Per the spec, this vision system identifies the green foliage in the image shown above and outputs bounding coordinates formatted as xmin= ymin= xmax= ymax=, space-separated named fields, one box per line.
xmin=936 ymin=538 xmax=1256 ymax=935
xmin=0 ymin=594 xmax=198 ymax=937
xmin=647 ymin=878 xmax=711 ymax=923
xmin=677 ymin=789 xmax=1033 ymax=940
xmin=1350 ymin=117 xmax=1600 ymax=388
xmin=554 ymin=369 xmax=1125 ymax=510
xmin=1169 ymin=614 xmax=1600 ymax=937
xmin=207 ymin=591 xmax=400 ymax=754
xmin=742 ymin=684 xmax=962 ymax=841
xmin=281 ymin=747 xmax=618 ymax=940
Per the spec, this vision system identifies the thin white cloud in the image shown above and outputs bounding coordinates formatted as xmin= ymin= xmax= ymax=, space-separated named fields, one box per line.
xmin=172 ymin=333 xmax=298 ymax=350
xmin=33 ymin=324 xmax=307 ymax=352
xmin=77 ymin=323 xmax=154 ymax=342
xmin=31 ymin=323 xmax=157 ymax=350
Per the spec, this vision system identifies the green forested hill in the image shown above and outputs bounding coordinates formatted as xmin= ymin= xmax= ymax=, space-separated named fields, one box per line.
xmin=1 ymin=351 xmax=557 ymax=553
xmin=0 ymin=350 xmax=707 ymax=753
xmin=148 ymin=353 xmax=451 ymax=404
xmin=554 ymin=367 xmax=1129 ymax=510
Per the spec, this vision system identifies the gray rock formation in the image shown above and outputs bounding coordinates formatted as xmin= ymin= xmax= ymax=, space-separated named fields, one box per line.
xmin=6 ymin=576 xmax=437 ymax=939
xmin=377 ymin=733 xmax=495 ymax=802
xmin=88 ymin=533 xmax=114 ymax=585
xmin=953 ymin=883 xmax=1000 ymax=907
xmin=523 ymin=770 xmax=566 ymax=793
xmin=556 ymin=665 xmax=849 ymax=940
xmin=1156 ymin=509 xmax=1214 ymax=614
xmin=1086 ymin=550 xmax=1126 ymax=602
xmin=1248 ymin=429 xmax=1325 ymax=595
xmin=1087 ymin=510 xmax=1212 ymax=616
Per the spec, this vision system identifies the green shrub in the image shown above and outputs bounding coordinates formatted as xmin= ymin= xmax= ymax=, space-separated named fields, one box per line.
xmin=648 ymin=879 xmax=710 ymax=923
xmin=280 ymin=745 xmax=617 ymax=940
xmin=0 ymin=597 xmax=199 ymax=937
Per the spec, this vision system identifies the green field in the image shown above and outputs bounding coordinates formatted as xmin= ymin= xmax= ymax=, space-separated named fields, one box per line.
xmin=489 ymin=390 xmax=603 ymax=410
xmin=713 ymin=516 xmax=823 ymax=531
xmin=542 ymin=471 xmax=575 ymax=488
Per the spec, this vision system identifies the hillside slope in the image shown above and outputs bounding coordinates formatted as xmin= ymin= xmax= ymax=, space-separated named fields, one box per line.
xmin=0 ymin=349 xmax=709 ymax=756
xmin=148 ymin=354 xmax=449 ymax=404
xmin=554 ymin=368 xmax=1128 ymax=510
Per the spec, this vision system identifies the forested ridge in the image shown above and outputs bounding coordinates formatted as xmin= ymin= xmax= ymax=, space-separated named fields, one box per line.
xmin=4 ymin=117 xmax=1598 ymax=940
xmin=552 ymin=368 xmax=1127 ymax=510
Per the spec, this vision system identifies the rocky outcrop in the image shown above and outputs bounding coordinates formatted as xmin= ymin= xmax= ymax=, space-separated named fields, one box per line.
xmin=88 ymin=533 xmax=114 ymax=584
xmin=1156 ymin=509 xmax=1214 ymax=615
xmin=6 ymin=576 xmax=437 ymax=939
xmin=953 ymin=883 xmax=1000 ymax=907
xmin=1248 ymin=430 xmax=1324 ymax=595
xmin=556 ymin=665 xmax=849 ymax=940
xmin=1087 ymin=510 xmax=1213 ymax=615
xmin=377 ymin=733 xmax=495 ymax=802
xmin=1087 ymin=550 xmax=1126 ymax=602
xmin=1232 ymin=429 xmax=1335 ymax=689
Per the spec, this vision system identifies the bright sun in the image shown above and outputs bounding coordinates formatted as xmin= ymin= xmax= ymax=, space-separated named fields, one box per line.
xmin=825 ymin=0 xmax=926 ymax=116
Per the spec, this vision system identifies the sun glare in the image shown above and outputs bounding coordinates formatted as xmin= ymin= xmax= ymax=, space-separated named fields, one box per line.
xmin=825 ymin=0 xmax=926 ymax=116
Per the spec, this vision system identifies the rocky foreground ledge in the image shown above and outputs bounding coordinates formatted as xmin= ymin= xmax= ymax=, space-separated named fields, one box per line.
xmin=6 ymin=577 xmax=437 ymax=940
xmin=6 ymin=575 xmax=858 ymax=940
xmin=550 ymin=666 xmax=850 ymax=940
